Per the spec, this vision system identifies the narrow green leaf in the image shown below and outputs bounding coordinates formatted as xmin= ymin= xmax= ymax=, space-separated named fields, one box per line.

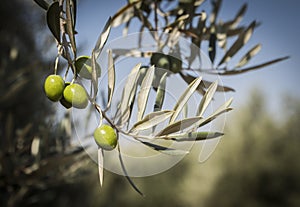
xmin=66 ymin=0 xmax=76 ymax=53
xmin=223 ymin=3 xmax=247 ymax=28
xmin=170 ymin=77 xmax=202 ymax=123
xmin=209 ymin=0 xmax=222 ymax=24
xmin=157 ymin=116 xmax=203 ymax=136
xmin=98 ymin=148 xmax=104 ymax=187
xmin=107 ymin=49 xmax=115 ymax=109
xmin=118 ymin=63 xmax=141 ymax=125
xmin=154 ymin=72 xmax=167 ymax=112
xmin=118 ymin=145 xmax=144 ymax=196
xmin=179 ymin=72 xmax=206 ymax=95
xmin=141 ymin=141 xmax=189 ymax=156
xmin=93 ymin=17 xmax=112 ymax=59
xmin=91 ymin=52 xmax=99 ymax=100
xmin=218 ymin=21 xmax=256 ymax=66
xmin=72 ymin=0 xmax=77 ymax=28
xmin=111 ymin=2 xmax=136 ymax=27
xmin=137 ymin=66 xmax=155 ymax=121
xmin=235 ymin=44 xmax=261 ymax=68
xmin=130 ymin=110 xmax=174 ymax=132
xmin=46 ymin=2 xmax=60 ymax=43
xmin=33 ymin=0 xmax=49 ymax=10
xmin=159 ymin=131 xmax=224 ymax=141
xmin=201 ymin=80 xmax=235 ymax=92
xmin=208 ymin=30 xmax=217 ymax=63
xmin=197 ymin=80 xmax=218 ymax=117
xmin=213 ymin=56 xmax=290 ymax=76
xmin=198 ymin=97 xmax=233 ymax=127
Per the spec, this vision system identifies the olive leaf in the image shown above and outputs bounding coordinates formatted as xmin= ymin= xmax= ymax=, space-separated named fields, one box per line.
xmin=170 ymin=76 xmax=202 ymax=123
xmin=46 ymin=2 xmax=60 ymax=43
xmin=197 ymin=97 xmax=233 ymax=128
xmin=197 ymin=80 xmax=218 ymax=117
xmin=140 ymin=141 xmax=189 ymax=156
xmin=93 ymin=17 xmax=112 ymax=59
xmin=130 ymin=110 xmax=174 ymax=132
xmin=137 ymin=66 xmax=155 ymax=121
xmin=98 ymin=148 xmax=104 ymax=187
xmin=235 ymin=44 xmax=261 ymax=68
xmin=117 ymin=63 xmax=141 ymax=126
xmin=211 ymin=56 xmax=289 ymax=76
xmin=154 ymin=72 xmax=167 ymax=111
xmin=158 ymin=131 xmax=224 ymax=141
xmin=117 ymin=145 xmax=144 ymax=196
xmin=66 ymin=0 xmax=76 ymax=54
xmin=33 ymin=0 xmax=49 ymax=10
xmin=156 ymin=116 xmax=203 ymax=136
xmin=111 ymin=2 xmax=137 ymax=27
xmin=106 ymin=49 xmax=115 ymax=109
xmin=217 ymin=21 xmax=256 ymax=66
xmin=223 ymin=3 xmax=247 ymax=28
xmin=91 ymin=52 xmax=99 ymax=100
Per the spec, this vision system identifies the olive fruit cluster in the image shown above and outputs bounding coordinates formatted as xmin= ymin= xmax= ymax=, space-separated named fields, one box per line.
xmin=44 ymin=75 xmax=88 ymax=109
xmin=150 ymin=53 xmax=182 ymax=73
xmin=93 ymin=124 xmax=118 ymax=150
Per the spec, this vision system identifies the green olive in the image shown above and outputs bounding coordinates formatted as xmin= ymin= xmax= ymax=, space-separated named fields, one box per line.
xmin=169 ymin=55 xmax=182 ymax=73
xmin=93 ymin=124 xmax=118 ymax=150
xmin=44 ymin=74 xmax=65 ymax=102
xmin=150 ymin=53 xmax=170 ymax=70
xmin=59 ymin=82 xmax=72 ymax=109
xmin=75 ymin=56 xmax=101 ymax=79
xmin=63 ymin=83 xmax=88 ymax=109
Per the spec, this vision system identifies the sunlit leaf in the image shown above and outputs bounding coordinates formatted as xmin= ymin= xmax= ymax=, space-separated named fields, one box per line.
xmin=197 ymin=80 xmax=218 ymax=117
xmin=33 ymin=0 xmax=49 ymax=10
xmin=46 ymin=2 xmax=60 ymax=43
xmin=154 ymin=72 xmax=167 ymax=112
xmin=91 ymin=52 xmax=99 ymax=100
xmin=140 ymin=141 xmax=189 ymax=156
xmin=170 ymin=77 xmax=202 ymax=123
xmin=118 ymin=63 xmax=141 ymax=125
xmin=158 ymin=131 xmax=224 ymax=141
xmin=137 ymin=66 xmax=155 ymax=121
xmin=179 ymin=72 xmax=205 ymax=95
xmin=93 ymin=17 xmax=112 ymax=59
xmin=235 ymin=44 xmax=261 ymax=68
xmin=107 ymin=49 xmax=115 ymax=109
xmin=198 ymin=97 xmax=233 ymax=127
xmin=111 ymin=2 xmax=137 ymax=27
xmin=130 ymin=110 xmax=174 ymax=132
xmin=157 ymin=116 xmax=203 ymax=136
xmin=98 ymin=148 xmax=104 ymax=187
xmin=217 ymin=21 xmax=256 ymax=66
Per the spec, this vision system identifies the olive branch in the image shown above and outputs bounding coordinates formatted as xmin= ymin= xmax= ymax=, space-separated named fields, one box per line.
xmin=34 ymin=0 xmax=288 ymax=196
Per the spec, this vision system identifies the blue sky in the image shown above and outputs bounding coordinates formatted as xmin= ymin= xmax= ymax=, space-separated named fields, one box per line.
xmin=75 ymin=0 xmax=300 ymax=120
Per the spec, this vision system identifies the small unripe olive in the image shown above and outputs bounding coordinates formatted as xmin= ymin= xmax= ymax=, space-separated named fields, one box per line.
xmin=44 ymin=74 xmax=65 ymax=102
xmin=75 ymin=56 xmax=101 ymax=79
xmin=169 ymin=55 xmax=182 ymax=73
xmin=63 ymin=83 xmax=88 ymax=109
xmin=93 ymin=124 xmax=118 ymax=150
xmin=59 ymin=82 xmax=72 ymax=109
xmin=151 ymin=53 xmax=170 ymax=70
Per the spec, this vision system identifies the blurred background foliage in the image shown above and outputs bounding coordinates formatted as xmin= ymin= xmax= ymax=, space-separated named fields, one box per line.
xmin=1 ymin=0 xmax=300 ymax=206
